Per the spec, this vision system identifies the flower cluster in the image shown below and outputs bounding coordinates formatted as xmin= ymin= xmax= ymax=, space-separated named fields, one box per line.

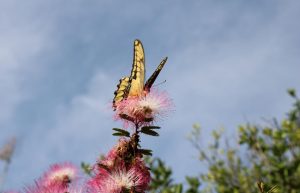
xmin=87 ymin=139 xmax=150 ymax=193
xmin=96 ymin=89 xmax=172 ymax=193
xmin=5 ymin=89 xmax=172 ymax=193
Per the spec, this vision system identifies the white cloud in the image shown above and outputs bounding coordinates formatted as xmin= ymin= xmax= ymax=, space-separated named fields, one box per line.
xmin=0 ymin=2 xmax=53 ymax=125
xmin=2 ymin=0 xmax=300 ymax=189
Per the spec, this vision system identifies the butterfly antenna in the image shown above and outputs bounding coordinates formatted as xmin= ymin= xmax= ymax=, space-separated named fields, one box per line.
xmin=153 ymin=80 xmax=167 ymax=88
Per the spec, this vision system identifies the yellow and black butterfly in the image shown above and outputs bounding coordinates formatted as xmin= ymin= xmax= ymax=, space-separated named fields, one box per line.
xmin=113 ymin=39 xmax=167 ymax=110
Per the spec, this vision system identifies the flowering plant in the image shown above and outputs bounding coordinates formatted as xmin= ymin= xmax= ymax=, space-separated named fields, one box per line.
xmin=4 ymin=40 xmax=172 ymax=193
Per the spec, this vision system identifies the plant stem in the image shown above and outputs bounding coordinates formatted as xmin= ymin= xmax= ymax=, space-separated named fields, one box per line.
xmin=0 ymin=161 xmax=10 ymax=193
xmin=131 ymin=123 xmax=140 ymax=157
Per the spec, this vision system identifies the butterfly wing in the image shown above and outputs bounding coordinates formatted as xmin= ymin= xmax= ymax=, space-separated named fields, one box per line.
xmin=112 ymin=40 xmax=145 ymax=109
xmin=113 ymin=77 xmax=130 ymax=109
xmin=144 ymin=57 xmax=167 ymax=92
xmin=128 ymin=39 xmax=145 ymax=97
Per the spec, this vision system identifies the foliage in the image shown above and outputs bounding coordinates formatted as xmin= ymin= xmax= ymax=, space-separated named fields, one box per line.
xmin=148 ymin=89 xmax=300 ymax=193
xmin=146 ymin=157 xmax=200 ymax=193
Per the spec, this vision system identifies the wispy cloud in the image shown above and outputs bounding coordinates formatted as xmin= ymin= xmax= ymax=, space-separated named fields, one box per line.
xmin=1 ymin=0 xmax=300 ymax=189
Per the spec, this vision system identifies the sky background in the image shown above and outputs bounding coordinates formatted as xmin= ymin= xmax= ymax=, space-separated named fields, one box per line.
xmin=1 ymin=0 xmax=300 ymax=190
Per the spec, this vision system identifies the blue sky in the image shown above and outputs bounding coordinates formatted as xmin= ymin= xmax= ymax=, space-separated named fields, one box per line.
xmin=1 ymin=0 xmax=300 ymax=190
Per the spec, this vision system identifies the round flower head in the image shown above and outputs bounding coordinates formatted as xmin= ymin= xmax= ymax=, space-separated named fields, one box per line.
xmin=88 ymin=159 xmax=150 ymax=193
xmin=41 ymin=162 xmax=78 ymax=187
xmin=114 ymin=90 xmax=173 ymax=127
xmin=24 ymin=181 xmax=67 ymax=193
xmin=136 ymin=90 xmax=173 ymax=119
xmin=67 ymin=185 xmax=84 ymax=193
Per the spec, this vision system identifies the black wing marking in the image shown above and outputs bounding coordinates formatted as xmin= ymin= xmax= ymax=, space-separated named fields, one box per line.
xmin=144 ymin=57 xmax=167 ymax=92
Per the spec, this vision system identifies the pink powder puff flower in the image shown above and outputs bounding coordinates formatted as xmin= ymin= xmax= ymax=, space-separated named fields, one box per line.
xmin=67 ymin=185 xmax=85 ymax=193
xmin=24 ymin=181 xmax=68 ymax=193
xmin=98 ymin=148 xmax=118 ymax=169
xmin=114 ymin=90 xmax=173 ymax=126
xmin=97 ymin=138 xmax=129 ymax=170
xmin=41 ymin=162 xmax=78 ymax=187
xmin=23 ymin=181 xmax=83 ymax=193
xmin=88 ymin=159 xmax=150 ymax=193
xmin=136 ymin=91 xmax=173 ymax=119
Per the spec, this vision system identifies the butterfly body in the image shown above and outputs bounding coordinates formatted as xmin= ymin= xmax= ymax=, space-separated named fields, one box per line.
xmin=113 ymin=39 xmax=167 ymax=109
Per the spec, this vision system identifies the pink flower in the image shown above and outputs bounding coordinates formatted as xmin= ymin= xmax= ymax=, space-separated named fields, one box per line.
xmin=24 ymin=182 xmax=83 ymax=193
xmin=137 ymin=91 xmax=173 ymax=119
xmin=10 ymin=163 xmax=80 ymax=193
xmin=24 ymin=181 xmax=67 ymax=193
xmin=97 ymin=138 xmax=129 ymax=169
xmin=97 ymin=147 xmax=118 ymax=170
xmin=114 ymin=90 xmax=173 ymax=126
xmin=67 ymin=185 xmax=85 ymax=193
xmin=88 ymin=159 xmax=150 ymax=193
xmin=41 ymin=162 xmax=78 ymax=187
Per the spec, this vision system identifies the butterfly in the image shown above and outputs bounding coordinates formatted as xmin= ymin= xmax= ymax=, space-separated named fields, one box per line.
xmin=113 ymin=39 xmax=167 ymax=110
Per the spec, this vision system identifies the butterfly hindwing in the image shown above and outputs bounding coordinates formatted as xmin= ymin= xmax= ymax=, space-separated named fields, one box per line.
xmin=113 ymin=77 xmax=130 ymax=109
xmin=144 ymin=57 xmax=168 ymax=92
xmin=128 ymin=39 xmax=145 ymax=97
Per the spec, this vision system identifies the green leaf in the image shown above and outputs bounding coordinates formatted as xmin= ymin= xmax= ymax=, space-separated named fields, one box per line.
xmin=112 ymin=132 xmax=130 ymax=137
xmin=112 ymin=128 xmax=130 ymax=137
xmin=174 ymin=184 xmax=183 ymax=193
xmin=186 ymin=176 xmax=200 ymax=188
xmin=257 ymin=181 xmax=264 ymax=193
xmin=81 ymin=162 xmax=92 ymax=176
xmin=113 ymin=128 xmax=130 ymax=135
xmin=267 ymin=185 xmax=279 ymax=193
xmin=288 ymin=88 xmax=296 ymax=98
xmin=144 ymin=117 xmax=154 ymax=122
xmin=141 ymin=126 xmax=161 ymax=130
xmin=138 ymin=149 xmax=153 ymax=156
xmin=119 ymin=114 xmax=135 ymax=122
xmin=141 ymin=127 xmax=159 ymax=136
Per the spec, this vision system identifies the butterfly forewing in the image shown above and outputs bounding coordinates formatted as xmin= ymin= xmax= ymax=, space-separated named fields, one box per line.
xmin=128 ymin=39 xmax=145 ymax=97
xmin=144 ymin=57 xmax=167 ymax=92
